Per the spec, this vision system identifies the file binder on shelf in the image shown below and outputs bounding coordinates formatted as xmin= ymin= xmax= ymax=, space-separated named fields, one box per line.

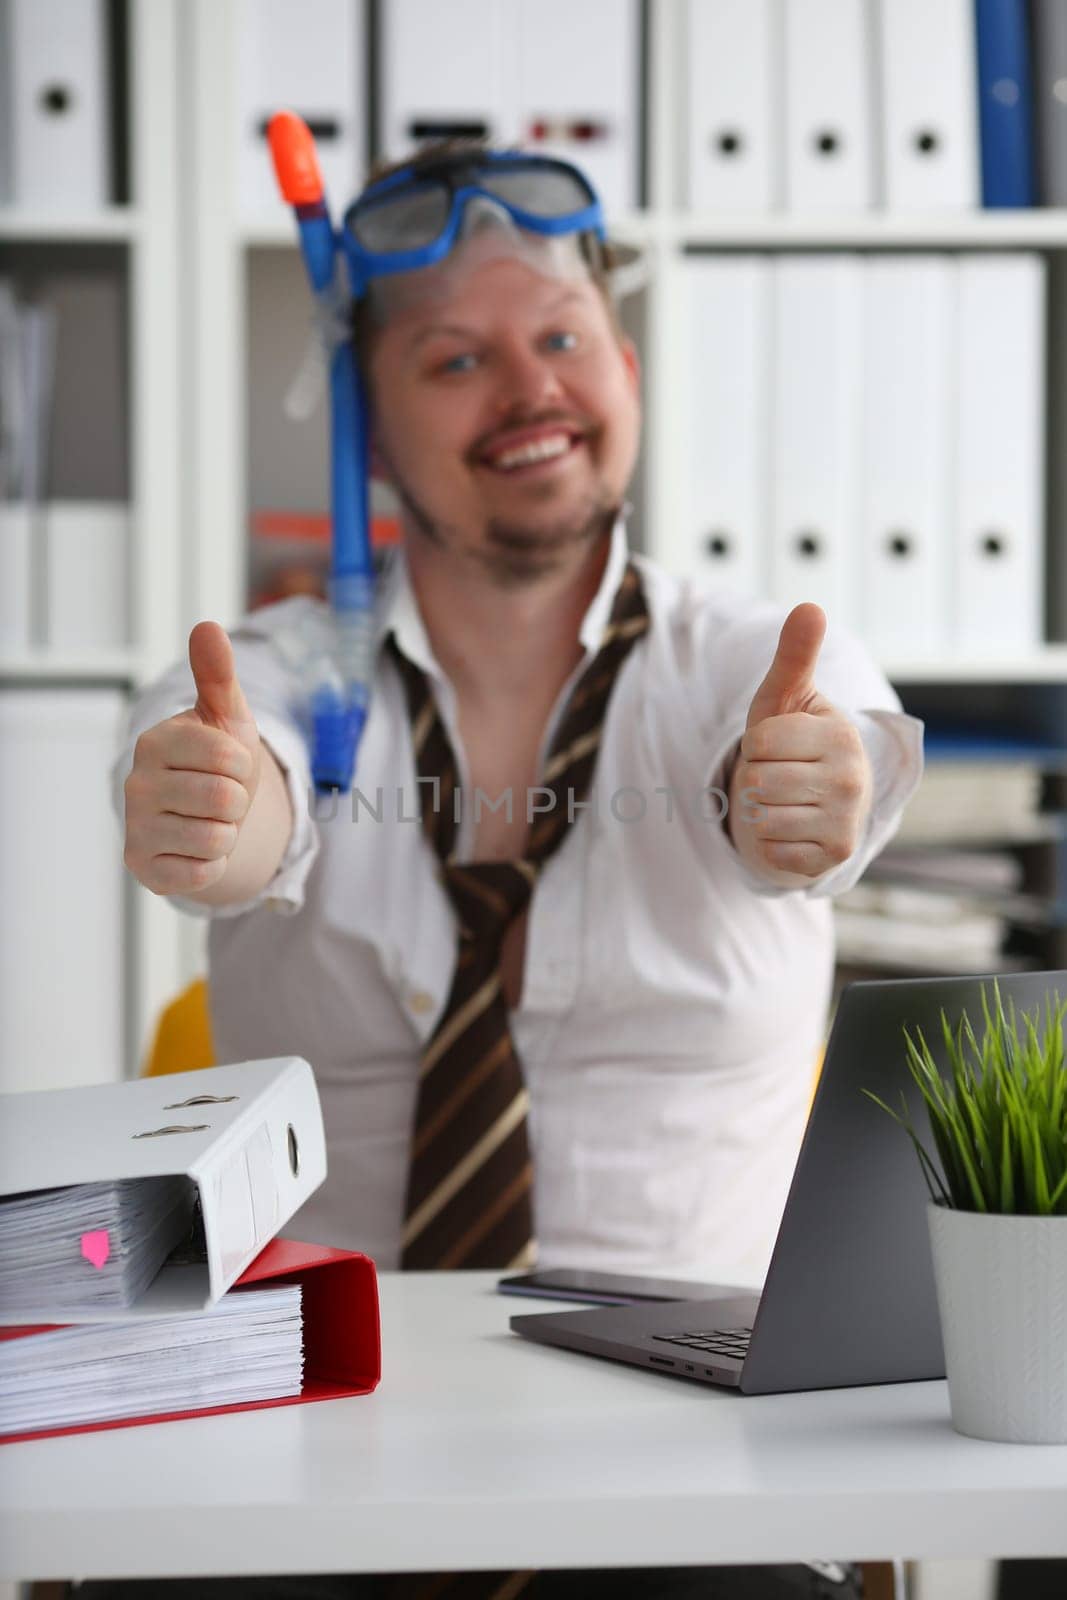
xmin=0 ymin=1059 xmax=328 ymax=1324
xmin=768 ymin=256 xmax=864 ymax=626
xmin=0 ymin=689 xmax=125 ymax=1095
xmin=0 ymin=282 xmax=32 ymax=652
xmin=382 ymin=0 xmax=639 ymax=215
xmin=0 ymin=504 xmax=31 ymax=653
xmin=0 ymin=0 xmax=110 ymax=210
xmin=0 ymin=283 xmax=57 ymax=654
xmin=45 ymin=500 xmax=129 ymax=652
xmin=684 ymin=0 xmax=777 ymax=211
xmin=1031 ymin=0 xmax=1067 ymax=206
xmin=859 ymin=257 xmax=955 ymax=659
xmin=515 ymin=0 xmax=639 ymax=217
xmin=380 ymin=0 xmax=509 ymax=158
xmin=782 ymin=0 xmax=875 ymax=210
xmin=954 ymin=254 xmax=1045 ymax=653
xmin=236 ymin=0 xmax=364 ymax=221
xmin=677 ymin=255 xmax=771 ymax=593
xmin=22 ymin=267 xmax=125 ymax=506
xmin=875 ymin=0 xmax=979 ymax=210
xmin=974 ymin=0 xmax=1036 ymax=207
xmin=0 ymin=1238 xmax=381 ymax=1445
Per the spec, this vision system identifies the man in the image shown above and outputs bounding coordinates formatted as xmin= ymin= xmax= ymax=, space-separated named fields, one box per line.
xmin=114 ymin=142 xmax=922 ymax=1598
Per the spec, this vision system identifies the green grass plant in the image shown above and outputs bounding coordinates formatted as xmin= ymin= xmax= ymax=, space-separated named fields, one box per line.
xmin=866 ymin=981 xmax=1067 ymax=1216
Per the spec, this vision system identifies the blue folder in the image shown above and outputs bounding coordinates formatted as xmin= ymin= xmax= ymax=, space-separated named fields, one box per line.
xmin=974 ymin=0 xmax=1037 ymax=206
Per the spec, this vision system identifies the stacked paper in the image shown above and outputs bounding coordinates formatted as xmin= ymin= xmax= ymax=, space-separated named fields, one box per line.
xmin=895 ymin=764 xmax=1046 ymax=845
xmin=834 ymin=883 xmax=1008 ymax=973
xmin=865 ymin=848 xmax=1025 ymax=896
xmin=0 ymin=1283 xmax=303 ymax=1436
xmin=0 ymin=1176 xmax=196 ymax=1319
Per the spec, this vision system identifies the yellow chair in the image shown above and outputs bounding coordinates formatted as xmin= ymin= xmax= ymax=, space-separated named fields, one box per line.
xmin=142 ymin=977 xmax=216 ymax=1078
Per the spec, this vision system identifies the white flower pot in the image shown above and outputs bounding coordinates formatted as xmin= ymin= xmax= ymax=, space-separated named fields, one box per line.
xmin=927 ymin=1203 xmax=1067 ymax=1443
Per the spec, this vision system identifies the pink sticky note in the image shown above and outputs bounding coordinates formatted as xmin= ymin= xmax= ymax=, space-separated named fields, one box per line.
xmin=81 ymin=1230 xmax=111 ymax=1270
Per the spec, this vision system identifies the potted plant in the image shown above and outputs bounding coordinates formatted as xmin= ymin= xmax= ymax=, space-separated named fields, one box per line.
xmin=868 ymin=979 xmax=1067 ymax=1443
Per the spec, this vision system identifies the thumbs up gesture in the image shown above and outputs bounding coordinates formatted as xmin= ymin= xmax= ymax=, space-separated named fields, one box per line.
xmin=727 ymin=604 xmax=873 ymax=884
xmin=122 ymin=623 xmax=263 ymax=897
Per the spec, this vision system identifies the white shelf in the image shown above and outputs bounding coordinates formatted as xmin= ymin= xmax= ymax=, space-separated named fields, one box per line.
xmin=0 ymin=207 xmax=143 ymax=243
xmin=0 ymin=652 xmax=144 ymax=683
xmin=5 ymin=646 xmax=1059 ymax=692
xmin=3 ymin=647 xmax=1061 ymax=692
xmin=240 ymin=207 xmax=667 ymax=247
xmin=239 ymin=214 xmax=297 ymax=247
xmin=671 ymin=209 xmax=1067 ymax=248
xmin=884 ymin=647 xmax=1067 ymax=684
xmin=238 ymin=208 xmax=1067 ymax=252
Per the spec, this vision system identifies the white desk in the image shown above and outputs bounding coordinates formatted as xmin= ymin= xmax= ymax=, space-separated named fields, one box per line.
xmin=2 ymin=1273 xmax=1067 ymax=1582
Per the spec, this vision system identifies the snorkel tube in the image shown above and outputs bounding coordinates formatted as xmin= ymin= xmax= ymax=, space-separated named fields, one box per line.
xmin=267 ymin=111 xmax=375 ymax=793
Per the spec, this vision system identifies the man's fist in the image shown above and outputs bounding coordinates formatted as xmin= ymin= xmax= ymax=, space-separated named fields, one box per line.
xmin=728 ymin=603 xmax=873 ymax=883
xmin=123 ymin=623 xmax=262 ymax=897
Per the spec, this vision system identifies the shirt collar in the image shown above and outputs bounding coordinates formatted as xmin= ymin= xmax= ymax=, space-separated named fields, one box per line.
xmin=376 ymin=510 xmax=634 ymax=683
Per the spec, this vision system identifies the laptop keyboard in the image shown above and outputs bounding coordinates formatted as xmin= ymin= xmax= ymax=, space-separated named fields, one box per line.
xmin=652 ymin=1327 xmax=752 ymax=1362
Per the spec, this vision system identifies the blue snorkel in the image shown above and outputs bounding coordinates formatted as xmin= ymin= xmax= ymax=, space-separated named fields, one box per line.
xmin=268 ymin=111 xmax=376 ymax=794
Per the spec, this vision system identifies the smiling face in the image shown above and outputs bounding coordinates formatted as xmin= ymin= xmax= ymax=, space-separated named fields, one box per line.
xmin=366 ymin=251 xmax=642 ymax=587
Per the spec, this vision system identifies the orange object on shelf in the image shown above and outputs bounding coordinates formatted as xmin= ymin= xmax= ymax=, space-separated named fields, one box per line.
xmin=250 ymin=510 xmax=401 ymax=547
xmin=248 ymin=510 xmax=402 ymax=610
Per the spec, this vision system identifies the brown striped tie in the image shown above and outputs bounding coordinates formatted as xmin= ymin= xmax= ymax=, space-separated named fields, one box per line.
xmin=389 ymin=559 xmax=650 ymax=1271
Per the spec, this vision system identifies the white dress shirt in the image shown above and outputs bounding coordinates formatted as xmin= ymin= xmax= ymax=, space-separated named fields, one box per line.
xmin=114 ymin=521 xmax=923 ymax=1287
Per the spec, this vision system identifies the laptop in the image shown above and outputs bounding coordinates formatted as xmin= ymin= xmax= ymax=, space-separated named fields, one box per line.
xmin=510 ymin=970 xmax=1067 ymax=1395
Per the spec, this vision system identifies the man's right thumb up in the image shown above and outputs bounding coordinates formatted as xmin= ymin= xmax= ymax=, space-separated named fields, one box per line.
xmin=189 ymin=621 xmax=259 ymax=751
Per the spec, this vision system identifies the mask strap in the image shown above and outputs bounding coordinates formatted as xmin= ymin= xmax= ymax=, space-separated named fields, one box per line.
xmin=284 ymin=269 xmax=353 ymax=422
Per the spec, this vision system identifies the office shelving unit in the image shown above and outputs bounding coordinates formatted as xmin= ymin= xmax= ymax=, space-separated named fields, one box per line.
xmin=4 ymin=0 xmax=1067 ymax=1076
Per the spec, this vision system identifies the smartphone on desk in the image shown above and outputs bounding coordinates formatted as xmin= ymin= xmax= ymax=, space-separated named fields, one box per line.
xmin=496 ymin=1267 xmax=748 ymax=1306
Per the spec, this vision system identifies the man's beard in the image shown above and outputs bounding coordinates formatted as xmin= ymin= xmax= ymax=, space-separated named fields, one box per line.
xmin=391 ymin=474 xmax=619 ymax=587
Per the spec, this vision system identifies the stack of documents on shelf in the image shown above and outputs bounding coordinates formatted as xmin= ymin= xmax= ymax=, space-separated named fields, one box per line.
xmin=865 ymin=847 xmax=1024 ymax=897
xmin=0 ymin=1176 xmax=197 ymax=1320
xmin=836 ymin=737 xmax=1067 ymax=975
xmin=833 ymin=883 xmax=1009 ymax=974
xmin=895 ymin=762 xmax=1046 ymax=845
xmin=0 ymin=1282 xmax=304 ymax=1437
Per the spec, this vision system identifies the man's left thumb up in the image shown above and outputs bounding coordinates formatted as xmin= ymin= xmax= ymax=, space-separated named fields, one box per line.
xmin=744 ymin=603 xmax=828 ymax=731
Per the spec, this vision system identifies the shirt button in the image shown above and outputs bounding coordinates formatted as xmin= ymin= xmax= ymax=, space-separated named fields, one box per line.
xmin=408 ymin=989 xmax=435 ymax=1014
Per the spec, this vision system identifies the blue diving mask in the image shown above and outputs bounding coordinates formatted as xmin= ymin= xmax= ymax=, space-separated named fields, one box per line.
xmin=340 ymin=149 xmax=608 ymax=299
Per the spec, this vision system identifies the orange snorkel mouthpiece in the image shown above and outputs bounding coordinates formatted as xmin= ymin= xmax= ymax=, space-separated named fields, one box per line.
xmin=267 ymin=110 xmax=325 ymax=207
